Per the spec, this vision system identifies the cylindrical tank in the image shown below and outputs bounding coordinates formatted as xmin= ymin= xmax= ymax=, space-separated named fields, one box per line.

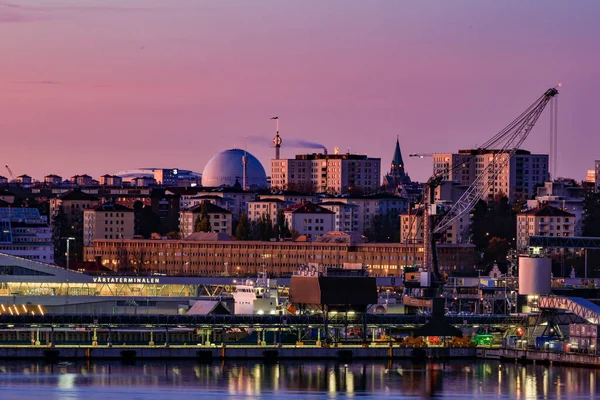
xmin=518 ymin=256 xmax=551 ymax=295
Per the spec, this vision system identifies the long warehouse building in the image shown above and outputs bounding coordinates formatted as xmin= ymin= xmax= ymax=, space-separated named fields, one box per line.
xmin=84 ymin=236 xmax=478 ymax=277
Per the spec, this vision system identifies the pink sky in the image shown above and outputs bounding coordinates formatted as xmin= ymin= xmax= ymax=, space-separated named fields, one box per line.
xmin=1 ymin=0 xmax=599 ymax=183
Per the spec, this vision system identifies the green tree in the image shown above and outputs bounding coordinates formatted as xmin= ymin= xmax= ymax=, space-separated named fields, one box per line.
xmin=257 ymin=213 xmax=273 ymax=241
xmin=274 ymin=209 xmax=290 ymax=239
xmin=198 ymin=215 xmax=211 ymax=232
xmin=194 ymin=215 xmax=203 ymax=232
xmin=136 ymin=205 xmax=162 ymax=238
xmin=236 ymin=212 xmax=251 ymax=240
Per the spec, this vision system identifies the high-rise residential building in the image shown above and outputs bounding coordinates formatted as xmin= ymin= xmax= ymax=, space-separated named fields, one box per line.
xmin=0 ymin=208 xmax=54 ymax=263
xmin=432 ymin=149 xmax=549 ymax=202
xmin=517 ymin=205 xmax=575 ymax=252
xmin=271 ymin=151 xmax=381 ymax=194
xmin=83 ymin=203 xmax=134 ymax=246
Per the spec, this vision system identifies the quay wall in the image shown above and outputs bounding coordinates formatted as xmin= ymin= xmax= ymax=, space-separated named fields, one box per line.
xmin=0 ymin=344 xmax=476 ymax=361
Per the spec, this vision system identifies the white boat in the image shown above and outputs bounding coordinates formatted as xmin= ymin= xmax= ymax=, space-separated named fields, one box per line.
xmin=232 ymin=272 xmax=282 ymax=315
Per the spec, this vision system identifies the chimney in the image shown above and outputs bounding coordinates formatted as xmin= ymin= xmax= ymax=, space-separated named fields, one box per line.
xmin=323 ymin=148 xmax=328 ymax=155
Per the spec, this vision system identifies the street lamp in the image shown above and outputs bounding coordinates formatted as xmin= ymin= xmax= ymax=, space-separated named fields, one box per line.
xmin=62 ymin=237 xmax=76 ymax=270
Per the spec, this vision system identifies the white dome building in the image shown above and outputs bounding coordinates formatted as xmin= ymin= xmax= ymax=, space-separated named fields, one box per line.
xmin=201 ymin=149 xmax=268 ymax=189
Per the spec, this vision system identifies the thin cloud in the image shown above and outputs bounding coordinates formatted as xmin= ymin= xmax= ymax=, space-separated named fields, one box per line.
xmin=14 ymin=80 xmax=67 ymax=85
xmin=0 ymin=2 xmax=150 ymax=12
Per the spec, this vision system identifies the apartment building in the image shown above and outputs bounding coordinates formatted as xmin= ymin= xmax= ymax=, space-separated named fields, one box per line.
xmin=44 ymin=174 xmax=63 ymax=186
xmin=99 ymin=175 xmax=123 ymax=186
xmin=526 ymin=181 xmax=585 ymax=235
xmin=83 ymin=203 xmax=134 ymax=246
xmin=247 ymin=199 xmax=287 ymax=226
xmin=271 ymin=152 xmax=381 ymax=194
xmin=320 ymin=201 xmax=359 ymax=232
xmin=517 ymin=205 xmax=575 ymax=252
xmin=433 ymin=149 xmax=549 ymax=202
xmin=179 ymin=201 xmax=233 ymax=238
xmin=284 ymin=202 xmax=335 ymax=240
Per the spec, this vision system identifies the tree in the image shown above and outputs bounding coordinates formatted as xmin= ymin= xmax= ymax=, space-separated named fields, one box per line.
xmin=194 ymin=215 xmax=203 ymax=232
xmin=136 ymin=205 xmax=162 ymax=238
xmin=257 ymin=213 xmax=273 ymax=241
xmin=274 ymin=209 xmax=290 ymax=239
xmin=52 ymin=207 xmax=72 ymax=266
xmin=236 ymin=212 xmax=251 ymax=240
xmin=198 ymin=215 xmax=211 ymax=232
xmin=583 ymin=192 xmax=600 ymax=237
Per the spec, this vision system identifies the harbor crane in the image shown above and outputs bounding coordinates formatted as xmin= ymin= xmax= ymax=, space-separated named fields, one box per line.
xmin=5 ymin=165 xmax=15 ymax=181
xmin=414 ymin=87 xmax=559 ymax=301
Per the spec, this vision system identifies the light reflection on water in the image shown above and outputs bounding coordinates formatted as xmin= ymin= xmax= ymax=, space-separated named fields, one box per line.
xmin=0 ymin=359 xmax=597 ymax=399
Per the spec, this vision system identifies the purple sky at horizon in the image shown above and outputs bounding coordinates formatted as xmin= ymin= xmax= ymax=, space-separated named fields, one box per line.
xmin=1 ymin=0 xmax=599 ymax=183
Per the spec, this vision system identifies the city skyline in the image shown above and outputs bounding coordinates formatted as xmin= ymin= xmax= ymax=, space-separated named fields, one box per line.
xmin=1 ymin=0 xmax=599 ymax=182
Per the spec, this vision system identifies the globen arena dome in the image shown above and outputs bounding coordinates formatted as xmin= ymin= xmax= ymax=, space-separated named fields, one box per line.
xmin=201 ymin=148 xmax=268 ymax=189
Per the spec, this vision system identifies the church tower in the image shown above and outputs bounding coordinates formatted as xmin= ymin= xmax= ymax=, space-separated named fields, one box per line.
xmin=384 ymin=136 xmax=411 ymax=189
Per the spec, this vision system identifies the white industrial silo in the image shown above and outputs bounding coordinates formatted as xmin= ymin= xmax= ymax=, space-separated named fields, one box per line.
xmin=518 ymin=256 xmax=552 ymax=295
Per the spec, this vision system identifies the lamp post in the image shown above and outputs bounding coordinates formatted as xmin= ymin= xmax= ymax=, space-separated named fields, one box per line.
xmin=61 ymin=237 xmax=75 ymax=304
xmin=63 ymin=237 xmax=75 ymax=271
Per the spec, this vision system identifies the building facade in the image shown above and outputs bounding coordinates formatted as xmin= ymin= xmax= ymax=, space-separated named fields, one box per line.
xmin=0 ymin=208 xmax=54 ymax=263
xmin=247 ymin=199 xmax=286 ymax=226
xmin=271 ymin=152 xmax=381 ymax=194
xmin=179 ymin=201 xmax=233 ymax=238
xmin=517 ymin=205 xmax=575 ymax=252
xmin=83 ymin=203 xmax=135 ymax=246
xmin=44 ymin=175 xmax=63 ymax=186
xmin=99 ymin=175 xmax=123 ymax=186
xmin=84 ymin=239 xmax=478 ymax=277
xmin=70 ymin=174 xmax=95 ymax=186
xmin=433 ymin=149 xmax=549 ymax=202
xmin=283 ymin=202 xmax=335 ymax=240
xmin=320 ymin=201 xmax=359 ymax=232
xmin=525 ymin=181 xmax=585 ymax=235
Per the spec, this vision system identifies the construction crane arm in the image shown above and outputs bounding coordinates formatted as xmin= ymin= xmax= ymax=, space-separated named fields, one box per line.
xmin=5 ymin=165 xmax=15 ymax=181
xmin=432 ymin=87 xmax=558 ymax=235
xmin=409 ymin=153 xmax=434 ymax=158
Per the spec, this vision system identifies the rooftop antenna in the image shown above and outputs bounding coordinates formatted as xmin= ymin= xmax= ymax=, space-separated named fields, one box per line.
xmin=242 ymin=136 xmax=248 ymax=191
xmin=271 ymin=116 xmax=281 ymax=160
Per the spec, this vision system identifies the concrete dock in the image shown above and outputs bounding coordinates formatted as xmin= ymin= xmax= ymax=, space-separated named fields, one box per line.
xmin=0 ymin=344 xmax=476 ymax=361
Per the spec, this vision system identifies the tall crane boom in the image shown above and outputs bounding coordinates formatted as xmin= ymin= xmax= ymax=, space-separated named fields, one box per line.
xmin=5 ymin=165 xmax=15 ymax=181
xmin=423 ymin=87 xmax=559 ymax=281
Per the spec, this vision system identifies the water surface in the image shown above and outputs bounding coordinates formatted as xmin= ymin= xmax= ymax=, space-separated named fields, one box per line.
xmin=0 ymin=359 xmax=596 ymax=399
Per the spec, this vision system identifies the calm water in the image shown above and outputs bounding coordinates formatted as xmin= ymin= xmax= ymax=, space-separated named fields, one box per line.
xmin=0 ymin=359 xmax=597 ymax=399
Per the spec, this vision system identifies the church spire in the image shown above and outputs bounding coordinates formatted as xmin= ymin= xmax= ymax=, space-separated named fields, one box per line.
xmin=392 ymin=136 xmax=404 ymax=167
